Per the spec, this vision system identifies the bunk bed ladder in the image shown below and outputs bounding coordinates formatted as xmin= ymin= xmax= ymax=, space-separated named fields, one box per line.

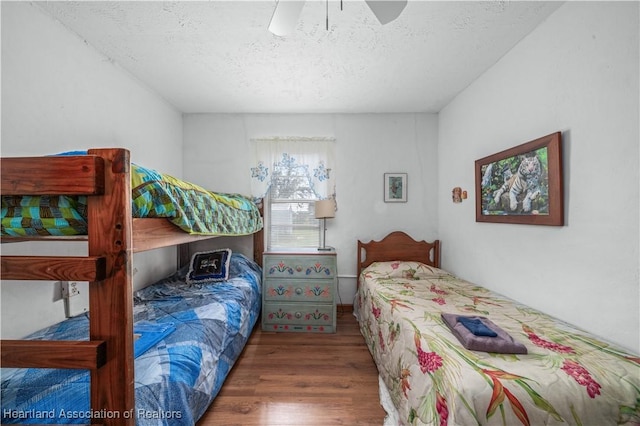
xmin=1 ymin=148 xmax=135 ymax=425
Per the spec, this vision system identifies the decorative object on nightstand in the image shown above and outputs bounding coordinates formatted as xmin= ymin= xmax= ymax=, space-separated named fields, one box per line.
xmin=262 ymin=250 xmax=337 ymax=333
xmin=315 ymin=199 xmax=335 ymax=251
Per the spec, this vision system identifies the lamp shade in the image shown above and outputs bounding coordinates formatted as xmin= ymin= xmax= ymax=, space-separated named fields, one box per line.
xmin=315 ymin=199 xmax=335 ymax=219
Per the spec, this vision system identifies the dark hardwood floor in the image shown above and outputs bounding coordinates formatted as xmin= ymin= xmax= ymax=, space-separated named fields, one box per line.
xmin=197 ymin=309 xmax=387 ymax=425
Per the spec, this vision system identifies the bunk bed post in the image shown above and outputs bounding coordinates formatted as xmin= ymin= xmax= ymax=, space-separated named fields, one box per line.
xmin=253 ymin=199 xmax=264 ymax=268
xmin=87 ymin=148 xmax=135 ymax=425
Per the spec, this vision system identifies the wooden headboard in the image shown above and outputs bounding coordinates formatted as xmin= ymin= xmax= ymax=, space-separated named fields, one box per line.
xmin=357 ymin=231 xmax=440 ymax=286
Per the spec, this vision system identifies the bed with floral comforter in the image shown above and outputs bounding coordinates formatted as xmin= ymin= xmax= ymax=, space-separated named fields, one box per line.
xmin=355 ymin=234 xmax=640 ymax=426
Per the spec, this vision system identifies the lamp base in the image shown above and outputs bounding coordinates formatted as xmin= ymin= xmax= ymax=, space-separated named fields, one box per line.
xmin=317 ymin=217 xmax=334 ymax=252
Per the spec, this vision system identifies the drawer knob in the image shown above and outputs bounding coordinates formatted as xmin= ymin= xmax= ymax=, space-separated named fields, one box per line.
xmin=295 ymin=287 xmax=303 ymax=295
xmin=295 ymin=311 xmax=302 ymax=319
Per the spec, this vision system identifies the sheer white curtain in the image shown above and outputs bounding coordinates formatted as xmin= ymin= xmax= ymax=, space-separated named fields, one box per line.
xmin=249 ymin=137 xmax=336 ymax=200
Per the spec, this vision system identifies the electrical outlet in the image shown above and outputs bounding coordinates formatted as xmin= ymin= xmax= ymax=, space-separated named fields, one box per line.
xmin=62 ymin=281 xmax=88 ymax=318
xmin=61 ymin=281 xmax=80 ymax=298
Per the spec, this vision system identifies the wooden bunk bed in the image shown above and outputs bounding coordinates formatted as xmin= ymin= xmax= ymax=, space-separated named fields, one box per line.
xmin=0 ymin=148 xmax=263 ymax=425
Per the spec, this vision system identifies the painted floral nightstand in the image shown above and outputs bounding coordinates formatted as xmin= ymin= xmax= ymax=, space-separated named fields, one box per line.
xmin=262 ymin=250 xmax=337 ymax=333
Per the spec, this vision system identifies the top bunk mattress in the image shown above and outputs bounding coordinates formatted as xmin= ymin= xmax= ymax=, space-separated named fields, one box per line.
xmin=1 ymin=153 xmax=262 ymax=237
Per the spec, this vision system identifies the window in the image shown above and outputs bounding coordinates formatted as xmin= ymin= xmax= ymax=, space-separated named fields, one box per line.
xmin=267 ymin=167 xmax=318 ymax=249
xmin=250 ymin=137 xmax=336 ymax=250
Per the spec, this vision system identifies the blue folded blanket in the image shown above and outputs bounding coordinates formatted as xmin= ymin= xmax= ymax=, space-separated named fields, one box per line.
xmin=457 ymin=316 xmax=498 ymax=337
xmin=133 ymin=321 xmax=176 ymax=358
xmin=441 ymin=313 xmax=527 ymax=354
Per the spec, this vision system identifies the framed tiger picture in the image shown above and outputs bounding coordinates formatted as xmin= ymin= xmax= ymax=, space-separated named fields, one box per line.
xmin=475 ymin=132 xmax=564 ymax=226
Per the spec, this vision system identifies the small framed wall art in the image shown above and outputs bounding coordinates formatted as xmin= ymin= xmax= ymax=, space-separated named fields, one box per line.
xmin=475 ymin=131 xmax=563 ymax=226
xmin=384 ymin=173 xmax=407 ymax=203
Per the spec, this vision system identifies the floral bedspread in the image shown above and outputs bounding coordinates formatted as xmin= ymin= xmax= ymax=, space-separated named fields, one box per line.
xmin=356 ymin=261 xmax=640 ymax=426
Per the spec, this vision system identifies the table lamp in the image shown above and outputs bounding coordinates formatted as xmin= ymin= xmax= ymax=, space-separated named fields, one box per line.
xmin=315 ymin=199 xmax=335 ymax=251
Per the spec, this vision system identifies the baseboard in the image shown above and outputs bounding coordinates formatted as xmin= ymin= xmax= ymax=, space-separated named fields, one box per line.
xmin=337 ymin=304 xmax=354 ymax=313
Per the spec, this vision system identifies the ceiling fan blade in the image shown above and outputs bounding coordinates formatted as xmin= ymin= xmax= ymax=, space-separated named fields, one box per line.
xmin=268 ymin=1 xmax=306 ymax=36
xmin=365 ymin=0 xmax=408 ymax=25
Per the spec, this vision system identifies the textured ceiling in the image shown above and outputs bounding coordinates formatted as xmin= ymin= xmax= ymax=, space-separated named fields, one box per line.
xmin=35 ymin=1 xmax=563 ymax=113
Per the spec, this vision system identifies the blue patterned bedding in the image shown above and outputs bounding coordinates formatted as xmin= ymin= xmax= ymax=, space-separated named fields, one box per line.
xmin=1 ymin=253 xmax=261 ymax=425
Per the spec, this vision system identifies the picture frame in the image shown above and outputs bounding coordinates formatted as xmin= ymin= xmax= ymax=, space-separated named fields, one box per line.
xmin=475 ymin=132 xmax=563 ymax=226
xmin=384 ymin=173 xmax=407 ymax=203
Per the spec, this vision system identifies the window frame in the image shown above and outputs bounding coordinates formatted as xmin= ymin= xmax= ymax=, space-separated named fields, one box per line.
xmin=265 ymin=169 xmax=320 ymax=251
xmin=250 ymin=137 xmax=335 ymax=251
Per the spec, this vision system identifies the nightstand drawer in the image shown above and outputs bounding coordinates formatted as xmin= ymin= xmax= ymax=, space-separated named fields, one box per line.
xmin=264 ymin=255 xmax=336 ymax=279
xmin=263 ymin=278 xmax=335 ymax=302
xmin=262 ymin=303 xmax=335 ymax=333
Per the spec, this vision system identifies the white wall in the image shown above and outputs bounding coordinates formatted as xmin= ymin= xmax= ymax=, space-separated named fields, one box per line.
xmin=183 ymin=113 xmax=439 ymax=304
xmin=438 ymin=2 xmax=639 ymax=352
xmin=3 ymin=1 xmax=637 ymax=356
xmin=1 ymin=2 xmax=183 ymax=338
